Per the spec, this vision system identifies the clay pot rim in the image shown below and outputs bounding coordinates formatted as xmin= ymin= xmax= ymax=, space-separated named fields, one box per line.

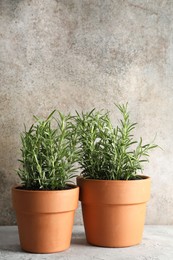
xmin=12 ymin=184 xmax=79 ymax=193
xmin=77 ymin=175 xmax=150 ymax=183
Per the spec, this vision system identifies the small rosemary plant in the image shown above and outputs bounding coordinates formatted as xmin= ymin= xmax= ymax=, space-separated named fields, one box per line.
xmin=17 ymin=110 xmax=78 ymax=190
xmin=75 ymin=104 xmax=157 ymax=180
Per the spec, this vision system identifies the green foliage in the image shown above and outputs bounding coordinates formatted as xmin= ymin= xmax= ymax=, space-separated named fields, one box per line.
xmin=75 ymin=104 xmax=157 ymax=180
xmin=17 ymin=111 xmax=78 ymax=190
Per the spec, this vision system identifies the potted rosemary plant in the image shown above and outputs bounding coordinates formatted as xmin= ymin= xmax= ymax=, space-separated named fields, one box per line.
xmin=12 ymin=110 xmax=79 ymax=253
xmin=76 ymin=104 xmax=157 ymax=247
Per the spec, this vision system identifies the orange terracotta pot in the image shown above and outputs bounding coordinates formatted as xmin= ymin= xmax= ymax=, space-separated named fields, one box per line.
xmin=77 ymin=176 xmax=151 ymax=247
xmin=12 ymin=186 xmax=79 ymax=253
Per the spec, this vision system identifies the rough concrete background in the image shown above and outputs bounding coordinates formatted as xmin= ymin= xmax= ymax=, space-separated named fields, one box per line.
xmin=0 ymin=0 xmax=173 ymax=225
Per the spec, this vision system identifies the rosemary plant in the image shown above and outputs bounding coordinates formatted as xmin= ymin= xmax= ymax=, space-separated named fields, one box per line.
xmin=75 ymin=104 xmax=157 ymax=180
xmin=17 ymin=110 xmax=78 ymax=190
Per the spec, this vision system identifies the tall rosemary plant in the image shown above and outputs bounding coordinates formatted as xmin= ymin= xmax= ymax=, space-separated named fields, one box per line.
xmin=17 ymin=110 xmax=78 ymax=190
xmin=75 ymin=104 xmax=157 ymax=180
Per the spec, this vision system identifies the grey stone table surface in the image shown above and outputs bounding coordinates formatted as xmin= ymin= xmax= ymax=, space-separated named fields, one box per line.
xmin=0 ymin=225 xmax=172 ymax=260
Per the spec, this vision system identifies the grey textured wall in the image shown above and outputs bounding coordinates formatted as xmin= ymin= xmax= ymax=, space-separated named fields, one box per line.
xmin=0 ymin=0 xmax=173 ymax=225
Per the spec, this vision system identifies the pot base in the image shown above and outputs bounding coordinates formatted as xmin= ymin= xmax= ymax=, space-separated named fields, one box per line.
xmin=82 ymin=203 xmax=146 ymax=248
xmin=17 ymin=211 xmax=74 ymax=253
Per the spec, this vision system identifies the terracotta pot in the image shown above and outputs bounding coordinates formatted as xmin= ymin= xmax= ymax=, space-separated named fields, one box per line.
xmin=77 ymin=176 xmax=150 ymax=247
xmin=12 ymin=186 xmax=79 ymax=253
